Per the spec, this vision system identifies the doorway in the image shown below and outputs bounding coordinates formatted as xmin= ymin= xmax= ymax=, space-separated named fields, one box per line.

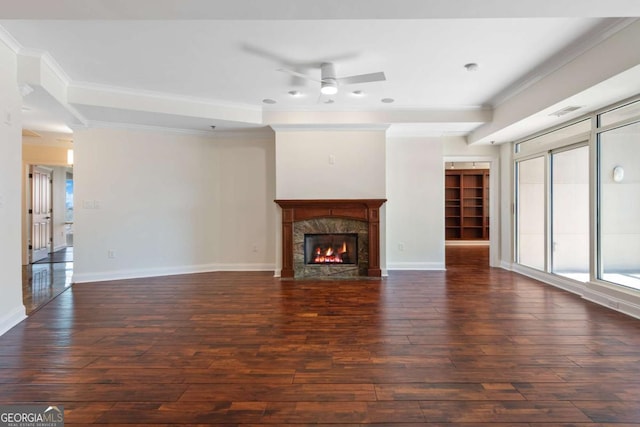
xmin=23 ymin=163 xmax=74 ymax=313
xmin=444 ymin=159 xmax=496 ymax=268
xmin=30 ymin=165 xmax=53 ymax=263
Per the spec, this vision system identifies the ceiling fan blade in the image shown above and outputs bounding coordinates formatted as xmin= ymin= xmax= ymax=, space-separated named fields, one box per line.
xmin=276 ymin=68 xmax=322 ymax=83
xmin=337 ymin=71 xmax=386 ymax=85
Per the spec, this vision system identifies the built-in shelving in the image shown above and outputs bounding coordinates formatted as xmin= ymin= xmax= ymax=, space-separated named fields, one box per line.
xmin=445 ymin=169 xmax=489 ymax=240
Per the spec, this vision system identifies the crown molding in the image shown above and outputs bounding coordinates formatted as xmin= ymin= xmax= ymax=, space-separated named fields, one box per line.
xmin=78 ymin=120 xmax=273 ymax=139
xmin=69 ymin=82 xmax=263 ymax=127
xmin=491 ymin=17 xmax=638 ymax=107
xmin=270 ymin=123 xmax=390 ymax=132
xmin=386 ymin=129 xmax=470 ymax=138
xmin=18 ymin=49 xmax=73 ymax=86
xmin=70 ymin=81 xmax=261 ymax=113
xmin=0 ymin=25 xmax=22 ymax=53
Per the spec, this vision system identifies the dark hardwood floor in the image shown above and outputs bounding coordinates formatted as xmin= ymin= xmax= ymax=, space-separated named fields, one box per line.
xmin=22 ymin=260 xmax=73 ymax=314
xmin=2 ymin=246 xmax=640 ymax=425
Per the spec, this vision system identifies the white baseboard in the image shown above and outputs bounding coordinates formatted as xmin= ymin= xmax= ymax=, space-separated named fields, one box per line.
xmin=583 ymin=281 xmax=640 ymax=320
xmin=0 ymin=305 xmax=27 ymax=337
xmin=511 ymin=264 xmax=585 ymax=295
xmin=500 ymin=260 xmax=513 ymax=270
xmin=508 ymin=263 xmax=640 ymax=320
xmin=387 ymin=262 xmax=446 ymax=271
xmin=73 ymin=263 xmax=276 ymax=283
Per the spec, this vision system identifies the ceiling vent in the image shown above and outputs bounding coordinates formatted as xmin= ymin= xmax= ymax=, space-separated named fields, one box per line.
xmin=549 ymin=106 xmax=582 ymax=117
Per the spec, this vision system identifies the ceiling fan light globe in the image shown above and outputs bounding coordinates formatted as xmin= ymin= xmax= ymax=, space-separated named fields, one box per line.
xmin=321 ymin=82 xmax=338 ymax=95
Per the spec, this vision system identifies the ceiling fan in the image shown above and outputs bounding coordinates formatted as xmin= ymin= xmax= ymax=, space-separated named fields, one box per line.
xmin=277 ymin=62 xmax=386 ymax=95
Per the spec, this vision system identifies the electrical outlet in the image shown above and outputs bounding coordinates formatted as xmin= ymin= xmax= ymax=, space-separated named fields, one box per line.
xmin=398 ymin=243 xmax=404 ymax=251
xmin=107 ymin=249 xmax=116 ymax=259
xmin=252 ymin=245 xmax=259 ymax=252
xmin=328 ymin=154 xmax=336 ymax=165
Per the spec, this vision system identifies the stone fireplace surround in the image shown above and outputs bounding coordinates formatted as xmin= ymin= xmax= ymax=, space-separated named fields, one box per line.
xmin=275 ymin=199 xmax=386 ymax=278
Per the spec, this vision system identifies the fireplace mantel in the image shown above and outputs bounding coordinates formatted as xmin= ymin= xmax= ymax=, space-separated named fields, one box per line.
xmin=275 ymin=199 xmax=386 ymax=278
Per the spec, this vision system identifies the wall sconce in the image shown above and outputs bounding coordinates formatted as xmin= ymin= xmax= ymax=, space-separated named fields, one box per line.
xmin=67 ymin=149 xmax=74 ymax=165
xmin=612 ymin=165 xmax=624 ymax=182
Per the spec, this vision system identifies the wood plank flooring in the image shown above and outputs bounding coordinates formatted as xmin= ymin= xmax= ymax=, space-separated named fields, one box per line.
xmin=1 ymin=246 xmax=640 ymax=425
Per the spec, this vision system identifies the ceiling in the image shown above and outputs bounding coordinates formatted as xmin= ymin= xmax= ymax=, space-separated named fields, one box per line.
xmin=2 ymin=0 xmax=640 ymax=142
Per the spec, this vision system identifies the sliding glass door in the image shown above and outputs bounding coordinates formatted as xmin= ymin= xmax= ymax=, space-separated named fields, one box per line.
xmin=515 ymin=143 xmax=589 ymax=281
xmin=551 ymin=145 xmax=589 ymax=281
xmin=598 ymin=120 xmax=640 ymax=290
xmin=514 ymin=97 xmax=640 ymax=295
xmin=516 ymin=156 xmax=545 ymax=271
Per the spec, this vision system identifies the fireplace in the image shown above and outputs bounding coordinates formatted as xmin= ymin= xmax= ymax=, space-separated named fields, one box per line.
xmin=304 ymin=233 xmax=358 ymax=265
xmin=275 ymin=199 xmax=386 ymax=278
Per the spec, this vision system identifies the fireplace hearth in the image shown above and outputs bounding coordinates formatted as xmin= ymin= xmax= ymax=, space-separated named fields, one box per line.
xmin=275 ymin=199 xmax=386 ymax=278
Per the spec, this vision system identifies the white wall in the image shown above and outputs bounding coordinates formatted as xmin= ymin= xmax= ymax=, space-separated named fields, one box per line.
xmin=275 ymin=129 xmax=386 ymax=199
xmin=386 ymin=136 xmax=445 ymax=270
xmin=443 ymin=137 xmax=500 ymax=158
xmin=0 ymin=40 xmax=27 ymax=335
xmin=273 ymin=128 xmax=387 ymax=275
xmin=73 ymin=127 xmax=276 ymax=282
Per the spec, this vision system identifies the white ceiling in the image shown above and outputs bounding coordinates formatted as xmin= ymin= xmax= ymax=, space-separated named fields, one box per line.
xmin=2 ymin=0 xmax=640 ymax=141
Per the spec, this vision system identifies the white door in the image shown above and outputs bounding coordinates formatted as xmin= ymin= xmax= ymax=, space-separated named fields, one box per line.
xmin=31 ymin=166 xmax=53 ymax=263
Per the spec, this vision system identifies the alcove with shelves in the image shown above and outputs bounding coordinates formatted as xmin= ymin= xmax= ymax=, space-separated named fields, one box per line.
xmin=445 ymin=168 xmax=489 ymax=240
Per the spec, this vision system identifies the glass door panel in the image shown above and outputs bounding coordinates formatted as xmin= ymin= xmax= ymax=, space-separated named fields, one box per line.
xmin=551 ymin=145 xmax=589 ymax=281
xmin=598 ymin=121 xmax=640 ymax=290
xmin=516 ymin=156 xmax=545 ymax=270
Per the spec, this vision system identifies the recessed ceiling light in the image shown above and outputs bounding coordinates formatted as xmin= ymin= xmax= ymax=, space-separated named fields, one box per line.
xmin=262 ymin=98 xmax=276 ymax=104
xmin=288 ymin=90 xmax=302 ymax=97
xmin=464 ymin=63 xmax=479 ymax=72
xmin=381 ymin=98 xmax=394 ymax=103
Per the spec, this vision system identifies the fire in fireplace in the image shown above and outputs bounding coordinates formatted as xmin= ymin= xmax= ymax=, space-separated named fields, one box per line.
xmin=304 ymin=233 xmax=358 ymax=265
